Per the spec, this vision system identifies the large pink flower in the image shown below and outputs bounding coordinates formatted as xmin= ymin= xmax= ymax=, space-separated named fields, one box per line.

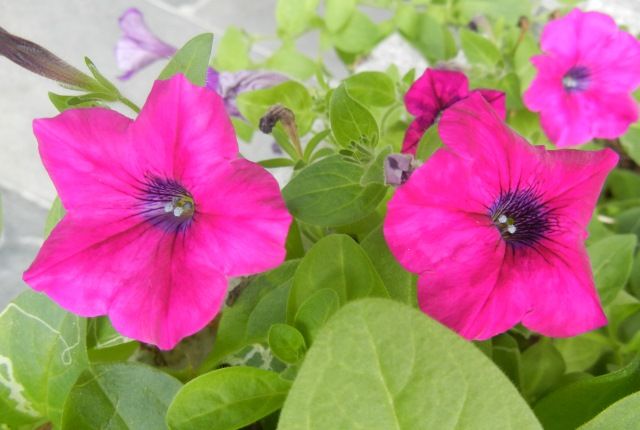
xmin=24 ymin=74 xmax=292 ymax=349
xmin=402 ymin=68 xmax=505 ymax=154
xmin=524 ymin=9 xmax=640 ymax=147
xmin=385 ymin=93 xmax=618 ymax=340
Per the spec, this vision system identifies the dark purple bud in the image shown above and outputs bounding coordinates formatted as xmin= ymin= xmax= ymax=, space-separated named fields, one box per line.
xmin=0 ymin=26 xmax=94 ymax=89
xmin=259 ymin=104 xmax=303 ymax=158
xmin=385 ymin=153 xmax=416 ymax=186
xmin=116 ymin=8 xmax=177 ymax=80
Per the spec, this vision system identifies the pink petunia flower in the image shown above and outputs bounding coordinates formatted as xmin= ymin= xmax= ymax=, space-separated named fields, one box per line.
xmin=402 ymin=68 xmax=505 ymax=154
xmin=385 ymin=93 xmax=618 ymax=340
xmin=524 ymin=9 xmax=640 ymax=147
xmin=116 ymin=8 xmax=177 ymax=80
xmin=23 ymin=74 xmax=292 ymax=349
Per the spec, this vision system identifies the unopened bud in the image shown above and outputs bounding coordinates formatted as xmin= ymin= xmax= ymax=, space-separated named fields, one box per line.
xmin=384 ymin=153 xmax=416 ymax=186
xmin=0 ymin=26 xmax=94 ymax=89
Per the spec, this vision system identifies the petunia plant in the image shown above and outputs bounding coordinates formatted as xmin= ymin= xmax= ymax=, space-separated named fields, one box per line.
xmin=1 ymin=1 xmax=640 ymax=429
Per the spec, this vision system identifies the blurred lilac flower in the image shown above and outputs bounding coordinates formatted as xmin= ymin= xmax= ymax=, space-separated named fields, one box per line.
xmin=116 ymin=8 xmax=176 ymax=80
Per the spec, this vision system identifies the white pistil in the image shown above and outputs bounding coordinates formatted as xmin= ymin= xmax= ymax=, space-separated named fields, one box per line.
xmin=507 ymin=224 xmax=517 ymax=234
xmin=562 ymin=75 xmax=579 ymax=89
xmin=498 ymin=214 xmax=508 ymax=224
xmin=173 ymin=206 xmax=184 ymax=217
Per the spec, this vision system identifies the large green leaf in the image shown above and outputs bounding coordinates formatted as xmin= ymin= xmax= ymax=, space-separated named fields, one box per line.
xmin=520 ymin=340 xmax=565 ymax=403
xmin=282 ymin=155 xmax=387 ymax=227
xmin=167 ymin=366 xmax=291 ymax=430
xmin=278 ymin=299 xmax=542 ymax=429
xmin=533 ymin=357 xmax=640 ymax=430
xmin=412 ymin=14 xmax=457 ymax=64
xmin=459 ymin=28 xmax=501 ymax=67
xmin=159 ymin=33 xmax=213 ymax=86
xmin=579 ymin=391 xmax=640 ymax=429
xmin=0 ymin=291 xmax=88 ymax=428
xmin=287 ymin=234 xmax=389 ymax=322
xmin=202 ymin=261 xmax=298 ymax=369
xmin=61 ymin=363 xmax=181 ymax=430
xmin=324 ymin=0 xmax=357 ymax=33
xmin=330 ymin=84 xmax=379 ymax=147
xmin=330 ymin=10 xmax=382 ymax=54
xmin=587 ymin=234 xmax=637 ymax=305
xmin=212 ymin=27 xmax=251 ymax=71
xmin=344 ymin=71 xmax=396 ymax=107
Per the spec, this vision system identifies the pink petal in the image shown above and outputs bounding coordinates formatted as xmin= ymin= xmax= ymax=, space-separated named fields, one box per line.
xmin=523 ymin=55 xmax=567 ymax=114
xmin=188 ymin=158 xmax=291 ymax=277
xmin=33 ymin=108 xmax=141 ymax=216
xmin=540 ymin=9 xmax=582 ymax=61
xmin=401 ymin=114 xmax=436 ymax=155
xmin=520 ymin=234 xmax=607 ymax=336
xmin=404 ymin=68 xmax=469 ymax=117
xmin=384 ymin=148 xmax=494 ymax=274
xmin=473 ymin=88 xmax=506 ymax=119
xmin=589 ymin=92 xmax=639 ymax=140
xmin=539 ymin=92 xmax=595 ymax=147
xmin=132 ymin=74 xmax=239 ymax=185
xmin=417 ymin=241 xmax=529 ymax=340
xmin=108 ymin=233 xmax=227 ymax=350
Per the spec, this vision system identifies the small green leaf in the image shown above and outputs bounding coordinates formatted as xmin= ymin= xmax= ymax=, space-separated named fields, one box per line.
xmin=276 ymin=0 xmax=319 ymax=38
xmin=361 ymin=226 xmax=417 ymax=305
xmin=325 ymin=0 xmax=357 ymax=33
xmin=344 ymin=71 xmax=396 ymax=107
xmin=460 ymin=28 xmax=502 ymax=67
xmin=167 ymin=366 xmax=291 ymax=430
xmin=330 ymin=84 xmax=379 ymax=147
xmin=159 ymin=33 xmax=213 ymax=86
xmin=579 ymin=391 xmax=640 ymax=429
xmin=212 ymin=27 xmax=251 ymax=71
xmin=282 ymin=155 xmax=387 ymax=226
xmin=491 ymin=333 xmax=522 ymax=388
xmin=236 ymin=81 xmax=314 ymax=135
xmin=620 ymin=124 xmax=640 ymax=165
xmin=201 ymin=261 xmax=298 ymax=369
xmin=416 ymin=125 xmax=443 ymax=161
xmin=0 ymin=290 xmax=88 ymax=428
xmin=258 ymin=158 xmax=296 ymax=168
xmin=534 ymin=357 xmax=640 ymax=430
xmin=514 ymin=33 xmax=540 ymax=92
xmin=330 ymin=10 xmax=382 ymax=54
xmin=413 ymin=14 xmax=457 ymax=63
xmin=268 ymin=323 xmax=306 ymax=364
xmin=520 ymin=340 xmax=566 ymax=403
xmin=554 ymin=332 xmax=611 ymax=373
xmin=606 ymin=169 xmax=640 ymax=200
xmin=588 ymin=234 xmax=637 ymax=305
xmin=265 ymin=43 xmax=317 ymax=80
xmin=44 ymin=197 xmax=65 ymax=238
xmin=61 ymin=363 xmax=181 ymax=430
xmin=84 ymin=57 xmax=118 ymax=95
xmin=278 ymin=299 xmax=542 ymax=430
xmin=287 ymin=234 xmax=389 ymax=322
xmin=293 ymin=288 xmax=340 ymax=344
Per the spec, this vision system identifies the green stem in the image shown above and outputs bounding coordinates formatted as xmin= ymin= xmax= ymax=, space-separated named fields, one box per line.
xmin=118 ymin=95 xmax=141 ymax=114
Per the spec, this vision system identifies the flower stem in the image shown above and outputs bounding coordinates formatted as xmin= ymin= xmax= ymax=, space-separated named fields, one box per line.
xmin=118 ymin=95 xmax=141 ymax=114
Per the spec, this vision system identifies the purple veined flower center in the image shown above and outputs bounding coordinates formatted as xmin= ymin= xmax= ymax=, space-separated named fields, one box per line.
xmin=562 ymin=66 xmax=590 ymax=92
xmin=137 ymin=175 xmax=195 ymax=233
xmin=488 ymin=188 xmax=553 ymax=247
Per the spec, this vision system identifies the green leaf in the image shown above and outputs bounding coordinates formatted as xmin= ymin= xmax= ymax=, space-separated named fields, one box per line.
xmin=514 ymin=33 xmax=540 ymax=93
xmin=265 ymin=43 xmax=317 ymax=80
xmin=325 ymin=0 xmax=357 ymax=33
xmin=491 ymin=333 xmax=523 ymax=388
xmin=84 ymin=57 xmax=118 ymax=95
xmin=361 ymin=226 xmax=416 ymax=305
xmin=588 ymin=234 xmax=637 ymax=305
xmin=268 ymin=323 xmax=306 ymax=364
xmin=554 ymin=332 xmax=611 ymax=373
xmin=212 ymin=27 xmax=251 ymax=71
xmin=0 ymin=291 xmax=88 ymax=428
xmin=236 ymin=81 xmax=314 ymax=135
xmin=44 ymin=196 xmax=65 ymax=238
xmin=258 ymin=158 xmax=296 ymax=168
xmin=330 ymin=10 xmax=382 ymax=54
xmin=330 ymin=84 xmax=379 ymax=147
xmin=287 ymin=235 xmax=389 ymax=322
xmin=86 ymin=316 xmax=131 ymax=350
xmin=282 ymin=155 xmax=387 ymax=226
xmin=415 ymin=125 xmax=443 ymax=161
xmin=606 ymin=169 xmax=640 ymax=200
xmin=167 ymin=366 xmax=291 ymax=430
xmin=460 ymin=28 xmax=502 ymax=67
xmin=276 ymin=0 xmax=319 ymax=38
xmin=579 ymin=391 xmax=640 ymax=430
xmin=620 ymin=124 xmax=640 ymax=165
xmin=533 ymin=357 xmax=640 ymax=430
xmin=278 ymin=299 xmax=542 ymax=430
xmin=520 ymin=340 xmax=566 ymax=403
xmin=344 ymin=71 xmax=396 ymax=107
xmin=293 ymin=288 xmax=340 ymax=344
xmin=413 ymin=14 xmax=457 ymax=64
xmin=61 ymin=363 xmax=181 ymax=430
xmin=457 ymin=0 xmax=532 ymax=23
xmin=202 ymin=261 xmax=298 ymax=369
xmin=159 ymin=33 xmax=213 ymax=86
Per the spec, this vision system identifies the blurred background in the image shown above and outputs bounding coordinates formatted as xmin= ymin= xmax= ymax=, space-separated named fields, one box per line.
xmin=0 ymin=0 xmax=638 ymax=306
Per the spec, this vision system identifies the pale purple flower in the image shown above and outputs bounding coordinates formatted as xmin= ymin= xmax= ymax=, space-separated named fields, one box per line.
xmin=210 ymin=70 xmax=289 ymax=117
xmin=116 ymin=8 xmax=176 ymax=80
